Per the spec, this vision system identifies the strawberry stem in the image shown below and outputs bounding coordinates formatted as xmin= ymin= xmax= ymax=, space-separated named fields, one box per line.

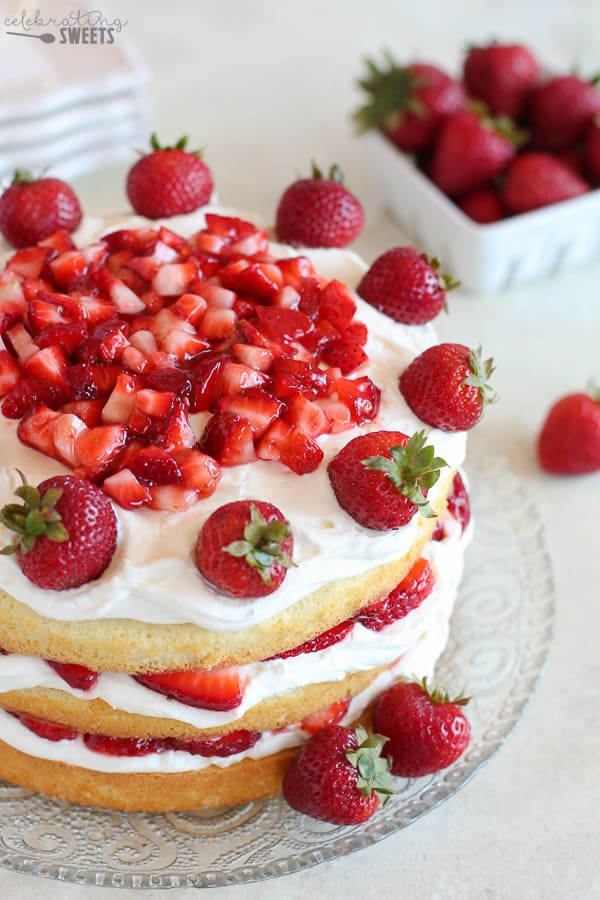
xmin=354 ymin=53 xmax=426 ymax=133
xmin=464 ymin=346 xmax=496 ymax=405
xmin=346 ymin=725 xmax=394 ymax=802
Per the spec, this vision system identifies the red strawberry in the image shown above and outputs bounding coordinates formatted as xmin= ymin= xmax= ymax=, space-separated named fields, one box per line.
xmin=0 ymin=170 xmax=82 ymax=248
xmin=84 ymin=733 xmax=161 ymax=756
xmin=46 ymin=660 xmax=99 ymax=690
xmin=434 ymin=470 xmax=472 ymax=539
xmin=537 ymin=388 xmax=600 ymax=475
xmin=529 ymin=75 xmax=600 ymax=150
xmin=175 ymin=729 xmax=260 ymax=757
xmin=399 ymin=343 xmax=495 ymax=432
xmin=357 ymin=247 xmax=458 ymax=325
xmin=457 ymin=187 xmax=505 ymax=223
xmin=586 ymin=116 xmax=600 ymax=183
xmin=196 ymin=500 xmax=295 ymax=598
xmin=126 ymin=134 xmax=213 ymax=219
xmin=328 ymin=430 xmax=447 ymax=530
xmin=135 ymin=666 xmax=245 ymax=711
xmin=355 ymin=557 xmax=435 ymax=631
xmin=0 ymin=473 xmax=117 ymax=590
xmin=373 ymin=679 xmax=471 ymax=776
xmin=18 ymin=713 xmax=78 ymax=742
xmin=430 ymin=109 xmax=522 ymax=197
xmin=282 ymin=724 xmax=393 ymax=825
xmin=275 ymin=163 xmax=364 ymax=248
xmin=269 ymin=619 xmax=354 ymax=661
xmin=300 ymin=698 xmax=351 ymax=735
xmin=463 ymin=42 xmax=539 ymax=119
xmin=320 ymin=337 xmax=368 ymax=374
xmin=354 ymin=57 xmax=466 ymax=153
xmin=501 ymin=153 xmax=589 ymax=215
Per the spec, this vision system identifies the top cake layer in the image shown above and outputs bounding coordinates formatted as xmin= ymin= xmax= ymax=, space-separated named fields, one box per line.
xmin=0 ymin=208 xmax=466 ymax=668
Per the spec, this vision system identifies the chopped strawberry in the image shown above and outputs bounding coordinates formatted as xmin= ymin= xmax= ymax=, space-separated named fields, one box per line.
xmin=161 ymin=328 xmax=209 ymax=361
xmin=4 ymin=322 xmax=39 ymax=363
xmin=175 ymin=729 xmax=260 ymax=758
xmin=159 ymin=398 xmax=196 ymax=452
xmin=102 ymin=227 xmax=158 ymax=254
xmin=75 ymin=424 xmax=128 ymax=474
xmin=297 ymin=276 xmax=323 ymax=318
xmin=204 ymin=213 xmax=258 ymax=239
xmin=301 ymin=698 xmax=351 ymax=735
xmin=144 ymin=367 xmax=192 ymax=396
xmin=135 ymin=666 xmax=245 ymax=711
xmin=319 ymin=279 xmax=357 ymax=330
xmin=321 ymin=337 xmax=368 ymax=375
xmin=255 ymin=418 xmax=292 ymax=461
xmin=197 ymin=306 xmax=237 ymax=341
xmin=322 ymin=400 xmax=354 ymax=433
xmin=335 ymin=375 xmax=381 ymax=423
xmin=120 ymin=345 xmax=149 ymax=374
xmin=22 ymin=345 xmax=68 ymax=389
xmin=49 ymin=249 xmax=90 ymax=291
xmin=272 ymin=285 xmax=301 ymax=309
xmin=65 ymin=362 xmax=121 ymax=399
xmin=0 ymin=349 xmax=22 ymax=397
xmin=193 ymin=281 xmax=237 ymax=309
xmin=217 ymin=391 xmax=283 ymax=437
xmin=129 ymin=445 xmax=183 ymax=484
xmin=17 ymin=405 xmax=61 ymax=457
xmin=62 ymin=399 xmax=105 ymax=427
xmin=3 ymin=378 xmax=67 ymax=419
xmin=129 ymin=328 xmax=158 ymax=355
xmin=221 ymin=360 xmax=269 ymax=396
xmin=18 ymin=713 xmax=77 ymax=742
xmin=99 ymin=373 xmax=141 ymax=424
xmin=173 ymin=448 xmax=221 ymax=496
xmin=355 ymin=557 xmax=435 ymax=630
xmin=219 ymin=259 xmax=283 ymax=300
xmin=270 ymin=356 xmax=330 ymax=399
xmin=280 ymin=426 xmax=324 ymax=474
xmin=71 ymin=292 xmax=116 ymax=324
xmin=38 ymin=229 xmax=77 ymax=255
xmin=148 ymin=484 xmax=199 ymax=510
xmin=134 ymin=388 xmax=175 ymax=419
xmin=276 ymin=256 xmax=318 ymax=289
xmin=301 ymin=318 xmax=339 ymax=356
xmin=172 ymin=291 xmax=208 ymax=325
xmin=46 ymin=659 xmax=99 ymax=690
xmin=102 ymin=467 xmax=153 ymax=509
xmin=49 ymin=412 xmax=89 ymax=467
xmin=284 ymin=392 xmax=330 ymax=437
xmin=232 ymin=342 xmax=274 ymax=372
xmin=198 ymin=410 xmax=256 ymax=465
xmin=35 ymin=322 xmax=88 ymax=355
xmin=7 ymin=246 xmax=53 ymax=280
xmin=340 ymin=319 xmax=368 ymax=347
xmin=254 ymin=305 xmax=313 ymax=343
xmin=228 ymin=230 xmax=269 ymax=256
xmin=152 ymin=261 xmax=198 ymax=297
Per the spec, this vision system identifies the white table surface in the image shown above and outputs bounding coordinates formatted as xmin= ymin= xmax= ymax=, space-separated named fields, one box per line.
xmin=0 ymin=1 xmax=599 ymax=897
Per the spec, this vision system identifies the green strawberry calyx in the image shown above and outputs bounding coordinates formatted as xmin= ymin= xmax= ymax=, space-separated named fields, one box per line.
xmin=346 ymin=725 xmax=394 ymax=802
xmin=467 ymin=100 xmax=529 ymax=146
xmin=422 ymin=252 xmax=461 ymax=295
xmin=354 ymin=52 xmax=427 ymax=133
xmin=224 ymin=503 xmax=296 ymax=585
xmin=421 ymin=676 xmax=471 ymax=707
xmin=140 ymin=133 xmax=204 ymax=159
xmin=362 ymin=430 xmax=448 ymax=518
xmin=0 ymin=471 xmax=68 ymax=556
xmin=465 ymin=346 xmax=497 ymax=406
xmin=309 ymin=161 xmax=346 ymax=184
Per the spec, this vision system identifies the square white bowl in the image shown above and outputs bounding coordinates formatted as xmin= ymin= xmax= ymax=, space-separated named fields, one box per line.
xmin=362 ymin=129 xmax=600 ymax=293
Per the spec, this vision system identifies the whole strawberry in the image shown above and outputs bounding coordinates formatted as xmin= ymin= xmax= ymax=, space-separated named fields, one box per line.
xmin=585 ymin=116 xmax=600 ymax=183
xmin=328 ymin=429 xmax=447 ymax=530
xmin=457 ymin=186 xmax=505 ymax=223
xmin=196 ymin=500 xmax=295 ymax=598
xmin=0 ymin=170 xmax=82 ymax=248
xmin=0 ymin=473 xmax=117 ymax=590
xmin=282 ymin=724 xmax=393 ymax=825
xmin=463 ymin=42 xmax=539 ymax=120
xmin=354 ymin=56 xmax=466 ymax=153
xmin=502 ymin=152 xmax=589 ymax=214
xmin=357 ymin=247 xmax=459 ymax=325
xmin=429 ymin=109 xmax=522 ymax=197
xmin=373 ymin=679 xmax=471 ymax=777
xmin=529 ymin=75 xmax=600 ymax=150
xmin=275 ymin=163 xmax=364 ymax=248
xmin=399 ymin=343 xmax=495 ymax=432
xmin=537 ymin=388 xmax=600 ymax=475
xmin=126 ymin=134 xmax=213 ymax=219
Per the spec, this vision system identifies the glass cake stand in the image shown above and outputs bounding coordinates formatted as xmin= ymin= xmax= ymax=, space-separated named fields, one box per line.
xmin=0 ymin=442 xmax=555 ymax=889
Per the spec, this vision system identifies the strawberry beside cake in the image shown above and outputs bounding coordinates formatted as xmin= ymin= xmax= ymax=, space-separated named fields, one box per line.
xmin=0 ymin=204 xmax=482 ymax=812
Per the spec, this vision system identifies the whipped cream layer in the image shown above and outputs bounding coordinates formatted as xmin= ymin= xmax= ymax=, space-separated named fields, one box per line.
xmin=0 ymin=209 xmax=467 ymax=631
xmin=0 ymin=516 xmax=467 ymax=731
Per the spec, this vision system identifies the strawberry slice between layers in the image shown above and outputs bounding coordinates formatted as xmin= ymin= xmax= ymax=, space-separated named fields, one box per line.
xmin=134 ymin=666 xmax=245 ymax=711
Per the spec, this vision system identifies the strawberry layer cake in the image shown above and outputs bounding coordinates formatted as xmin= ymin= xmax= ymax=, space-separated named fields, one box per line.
xmin=0 ymin=207 xmax=471 ymax=811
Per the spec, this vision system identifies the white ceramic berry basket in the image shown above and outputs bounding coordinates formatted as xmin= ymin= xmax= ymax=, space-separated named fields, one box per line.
xmin=362 ymin=129 xmax=600 ymax=293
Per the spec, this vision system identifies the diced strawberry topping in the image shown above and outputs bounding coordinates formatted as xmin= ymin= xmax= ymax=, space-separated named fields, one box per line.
xmin=199 ymin=410 xmax=256 ymax=466
xmin=0 ymin=350 xmax=22 ymax=397
xmin=128 ymin=445 xmax=183 ymax=484
xmin=103 ymin=467 xmax=153 ymax=509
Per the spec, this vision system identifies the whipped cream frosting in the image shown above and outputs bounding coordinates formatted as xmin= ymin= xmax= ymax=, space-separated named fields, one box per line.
xmin=0 ymin=209 xmax=467 ymax=631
